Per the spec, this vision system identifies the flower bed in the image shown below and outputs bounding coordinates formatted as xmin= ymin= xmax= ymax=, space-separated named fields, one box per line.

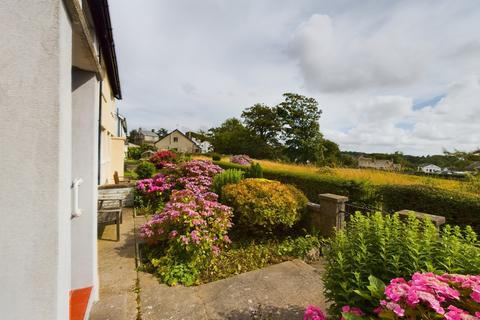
xmin=136 ymin=159 xmax=320 ymax=286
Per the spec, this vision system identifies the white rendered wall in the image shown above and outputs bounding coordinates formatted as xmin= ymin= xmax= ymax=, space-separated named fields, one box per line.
xmin=71 ymin=69 xmax=99 ymax=306
xmin=0 ymin=2 xmax=72 ymax=319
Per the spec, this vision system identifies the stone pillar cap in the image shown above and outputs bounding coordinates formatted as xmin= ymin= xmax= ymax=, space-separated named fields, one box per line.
xmin=318 ymin=193 xmax=348 ymax=202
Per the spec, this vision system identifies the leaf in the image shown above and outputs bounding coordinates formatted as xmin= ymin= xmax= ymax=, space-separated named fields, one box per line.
xmin=341 ymin=312 xmax=367 ymax=320
xmin=367 ymin=275 xmax=385 ymax=298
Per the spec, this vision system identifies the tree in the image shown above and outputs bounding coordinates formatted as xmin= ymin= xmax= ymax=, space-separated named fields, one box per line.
xmin=128 ymin=129 xmax=139 ymax=144
xmin=241 ymin=103 xmax=281 ymax=146
xmin=321 ymin=139 xmax=341 ymax=166
xmin=156 ymin=128 xmax=168 ymax=138
xmin=208 ymin=118 xmax=253 ymax=155
xmin=276 ymin=93 xmax=324 ymax=163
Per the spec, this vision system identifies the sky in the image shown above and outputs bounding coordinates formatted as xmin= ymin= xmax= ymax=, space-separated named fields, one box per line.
xmin=109 ymin=0 xmax=480 ymax=156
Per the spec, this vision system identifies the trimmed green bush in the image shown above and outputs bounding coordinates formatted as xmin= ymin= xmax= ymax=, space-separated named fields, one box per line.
xmin=323 ymin=212 xmax=480 ymax=315
xmin=135 ymin=161 xmax=156 ymax=179
xmin=246 ymin=162 xmax=264 ymax=178
xmin=211 ymin=153 xmax=221 ymax=161
xmin=211 ymin=169 xmax=244 ymax=195
xmin=222 ymin=178 xmax=308 ymax=232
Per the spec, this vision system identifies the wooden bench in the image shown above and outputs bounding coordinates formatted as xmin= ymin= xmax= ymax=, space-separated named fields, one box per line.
xmin=98 ymin=197 xmax=124 ymax=241
xmin=113 ymin=171 xmax=131 ymax=185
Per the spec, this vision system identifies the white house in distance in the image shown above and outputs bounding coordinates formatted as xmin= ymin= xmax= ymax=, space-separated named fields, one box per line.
xmin=1 ymin=1 xmax=123 ymax=319
xmin=418 ymin=164 xmax=442 ymax=173
xmin=191 ymin=138 xmax=212 ymax=154
xmin=155 ymin=129 xmax=201 ymax=153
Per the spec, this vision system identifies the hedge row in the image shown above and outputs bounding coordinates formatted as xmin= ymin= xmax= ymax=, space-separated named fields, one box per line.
xmin=215 ymin=161 xmax=480 ymax=231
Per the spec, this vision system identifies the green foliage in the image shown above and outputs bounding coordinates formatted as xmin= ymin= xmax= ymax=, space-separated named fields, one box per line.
xmin=135 ymin=161 xmax=156 ymax=179
xmin=211 ymin=153 xmax=221 ymax=161
xmin=241 ymin=103 xmax=282 ymax=151
xmin=323 ymin=212 xmax=480 ymax=314
xmin=380 ymin=184 xmax=480 ymax=233
xmin=211 ymin=169 xmax=245 ymax=195
xmin=127 ymin=147 xmax=142 ymax=160
xmin=246 ymin=162 xmax=264 ymax=178
xmin=222 ymin=178 xmax=308 ymax=232
xmin=276 ymin=93 xmax=324 ymax=164
xmin=200 ymin=235 xmax=320 ymax=283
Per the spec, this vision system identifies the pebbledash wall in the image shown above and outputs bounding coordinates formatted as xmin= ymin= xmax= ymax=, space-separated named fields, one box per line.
xmin=0 ymin=0 xmax=122 ymax=319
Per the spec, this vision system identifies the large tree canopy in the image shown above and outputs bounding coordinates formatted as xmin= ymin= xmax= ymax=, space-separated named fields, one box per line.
xmin=276 ymin=93 xmax=324 ymax=163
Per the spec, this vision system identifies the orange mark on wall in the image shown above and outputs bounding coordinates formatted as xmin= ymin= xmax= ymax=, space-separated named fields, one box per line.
xmin=69 ymin=286 xmax=92 ymax=320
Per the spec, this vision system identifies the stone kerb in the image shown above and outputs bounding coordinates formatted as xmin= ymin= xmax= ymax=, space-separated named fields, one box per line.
xmin=397 ymin=209 xmax=446 ymax=227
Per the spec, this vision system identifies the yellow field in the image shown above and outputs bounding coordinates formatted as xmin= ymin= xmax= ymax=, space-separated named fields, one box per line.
xmin=195 ymin=155 xmax=466 ymax=193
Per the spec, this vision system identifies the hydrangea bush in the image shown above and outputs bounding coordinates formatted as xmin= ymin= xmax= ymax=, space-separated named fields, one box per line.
xmin=134 ymin=173 xmax=175 ymax=213
xmin=149 ymin=150 xmax=177 ymax=169
xmin=177 ymin=160 xmax=223 ymax=195
xmin=140 ymin=189 xmax=233 ymax=285
xmin=305 ymin=272 xmax=480 ymax=319
xmin=230 ymin=154 xmax=252 ymax=165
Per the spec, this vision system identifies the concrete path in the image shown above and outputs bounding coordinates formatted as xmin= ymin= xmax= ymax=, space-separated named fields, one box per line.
xmin=90 ymin=209 xmax=328 ymax=320
xmin=90 ymin=208 xmax=138 ymax=320
xmin=139 ymin=259 xmax=328 ymax=320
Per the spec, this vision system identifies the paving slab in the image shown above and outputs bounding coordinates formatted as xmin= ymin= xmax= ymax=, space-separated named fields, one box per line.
xmin=139 ymin=259 xmax=328 ymax=320
xmin=90 ymin=208 xmax=138 ymax=320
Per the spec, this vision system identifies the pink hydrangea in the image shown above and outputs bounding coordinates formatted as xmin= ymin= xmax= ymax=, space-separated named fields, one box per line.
xmin=230 ymin=154 xmax=252 ymax=165
xmin=304 ymin=305 xmax=326 ymax=320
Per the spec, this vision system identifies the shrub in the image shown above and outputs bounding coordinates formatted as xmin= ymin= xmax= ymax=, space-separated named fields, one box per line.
xmin=246 ymin=162 xmax=263 ymax=178
xmin=222 ymin=178 xmax=308 ymax=232
xmin=140 ymin=190 xmax=233 ymax=286
xmin=134 ymin=173 xmax=175 ymax=213
xmin=306 ymin=272 xmax=480 ymax=319
xmin=230 ymin=154 xmax=252 ymax=165
xmin=135 ymin=161 xmax=156 ymax=179
xmin=211 ymin=169 xmax=244 ymax=195
xmin=211 ymin=153 xmax=221 ymax=161
xmin=322 ymin=212 xmax=480 ymax=315
xmin=177 ymin=160 xmax=223 ymax=195
xmin=149 ymin=150 xmax=177 ymax=169
xmin=127 ymin=147 xmax=142 ymax=160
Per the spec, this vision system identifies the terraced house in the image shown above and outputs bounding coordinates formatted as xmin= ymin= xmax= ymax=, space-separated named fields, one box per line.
xmin=1 ymin=0 xmax=124 ymax=319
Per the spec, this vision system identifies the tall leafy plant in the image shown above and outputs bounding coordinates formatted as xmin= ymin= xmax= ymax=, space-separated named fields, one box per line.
xmin=323 ymin=212 xmax=480 ymax=315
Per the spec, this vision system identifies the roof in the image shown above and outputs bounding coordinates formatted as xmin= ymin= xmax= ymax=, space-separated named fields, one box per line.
xmin=87 ymin=0 xmax=122 ymax=99
xmin=139 ymin=130 xmax=159 ymax=137
xmin=157 ymin=129 xmax=201 ymax=148
xmin=419 ymin=164 xmax=441 ymax=168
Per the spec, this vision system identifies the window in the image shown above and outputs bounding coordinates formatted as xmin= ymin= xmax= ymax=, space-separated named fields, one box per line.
xmin=173 ymin=137 xmax=178 ymax=143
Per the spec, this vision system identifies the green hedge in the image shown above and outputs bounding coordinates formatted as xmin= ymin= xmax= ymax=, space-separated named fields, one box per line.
xmin=380 ymin=185 xmax=480 ymax=232
xmin=214 ymin=161 xmax=480 ymax=231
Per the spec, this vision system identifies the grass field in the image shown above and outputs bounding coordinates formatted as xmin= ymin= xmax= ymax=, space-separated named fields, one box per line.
xmin=195 ymin=155 xmax=467 ymax=193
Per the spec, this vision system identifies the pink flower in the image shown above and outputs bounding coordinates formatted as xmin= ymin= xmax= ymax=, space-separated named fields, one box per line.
xmin=303 ymin=305 xmax=326 ymax=320
xmin=341 ymin=305 xmax=364 ymax=319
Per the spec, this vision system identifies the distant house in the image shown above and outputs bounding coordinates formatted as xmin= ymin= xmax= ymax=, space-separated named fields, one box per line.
xmin=155 ymin=129 xmax=201 ymax=153
xmin=131 ymin=128 xmax=159 ymax=146
xmin=358 ymin=156 xmax=401 ymax=171
xmin=418 ymin=164 xmax=442 ymax=174
xmin=191 ymin=138 xmax=212 ymax=154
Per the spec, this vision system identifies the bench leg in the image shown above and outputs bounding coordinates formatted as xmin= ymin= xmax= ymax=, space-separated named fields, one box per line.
xmin=116 ymin=217 xmax=120 ymax=241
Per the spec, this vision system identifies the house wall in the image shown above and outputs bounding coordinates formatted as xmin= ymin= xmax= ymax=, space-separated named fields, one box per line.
xmin=155 ymin=131 xmax=198 ymax=153
xmin=0 ymin=1 xmax=73 ymax=319
xmin=71 ymin=69 xmax=99 ymax=310
xmin=111 ymin=136 xmax=126 ymax=179
xmin=99 ymin=74 xmax=125 ymax=185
